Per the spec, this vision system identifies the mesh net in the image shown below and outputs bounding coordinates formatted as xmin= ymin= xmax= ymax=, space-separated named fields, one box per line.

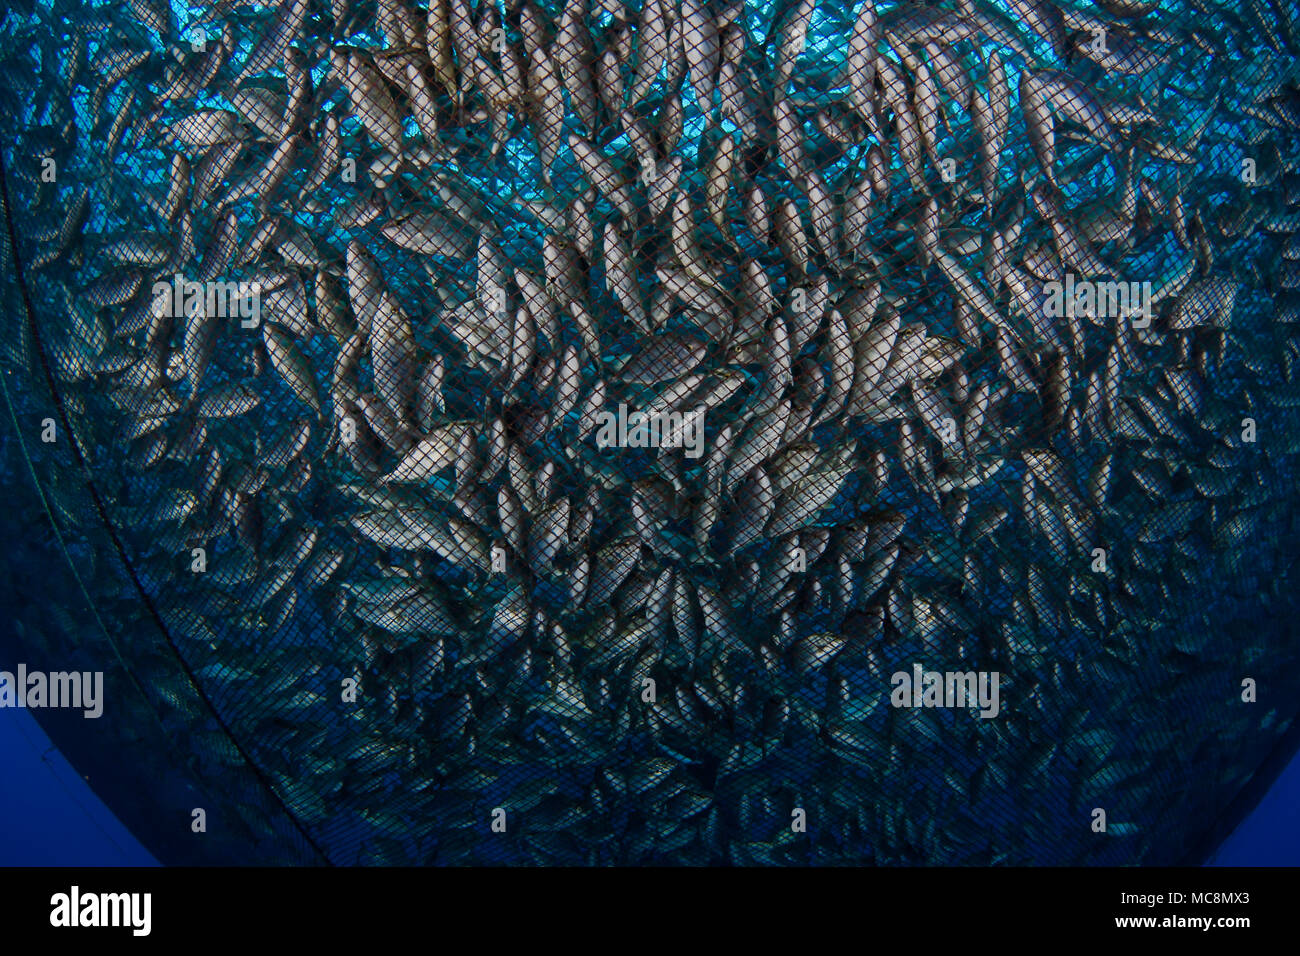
xmin=1 ymin=0 xmax=1299 ymax=865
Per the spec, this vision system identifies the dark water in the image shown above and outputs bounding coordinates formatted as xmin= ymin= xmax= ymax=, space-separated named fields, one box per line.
xmin=0 ymin=706 xmax=159 ymax=866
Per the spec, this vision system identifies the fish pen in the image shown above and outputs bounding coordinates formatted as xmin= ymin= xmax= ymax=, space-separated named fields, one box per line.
xmin=1 ymin=0 xmax=1299 ymax=866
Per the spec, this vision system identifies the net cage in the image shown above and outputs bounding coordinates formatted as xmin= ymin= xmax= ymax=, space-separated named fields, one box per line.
xmin=0 ymin=0 xmax=1298 ymax=867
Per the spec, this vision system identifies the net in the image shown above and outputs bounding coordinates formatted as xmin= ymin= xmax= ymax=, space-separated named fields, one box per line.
xmin=0 ymin=0 xmax=1298 ymax=865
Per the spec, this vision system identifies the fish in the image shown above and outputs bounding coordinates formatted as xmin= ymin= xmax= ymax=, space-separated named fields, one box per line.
xmin=2 ymin=0 xmax=1299 ymax=870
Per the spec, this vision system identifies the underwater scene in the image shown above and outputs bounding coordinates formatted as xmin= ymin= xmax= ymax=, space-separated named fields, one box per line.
xmin=0 ymin=0 xmax=1299 ymax=865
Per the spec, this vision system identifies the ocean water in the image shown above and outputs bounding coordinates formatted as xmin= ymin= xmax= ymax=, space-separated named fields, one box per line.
xmin=1 ymin=0 xmax=1299 ymax=866
xmin=3 ymin=697 xmax=1297 ymax=864
xmin=0 ymin=707 xmax=158 ymax=866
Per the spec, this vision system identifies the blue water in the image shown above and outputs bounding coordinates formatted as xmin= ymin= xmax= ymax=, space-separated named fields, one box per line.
xmin=1206 ymin=749 xmax=1300 ymax=865
xmin=0 ymin=707 xmax=157 ymax=866
xmin=0 ymin=703 xmax=1296 ymax=865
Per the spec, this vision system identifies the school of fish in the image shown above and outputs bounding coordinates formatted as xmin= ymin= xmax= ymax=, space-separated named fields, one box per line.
xmin=1 ymin=0 xmax=1300 ymax=864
